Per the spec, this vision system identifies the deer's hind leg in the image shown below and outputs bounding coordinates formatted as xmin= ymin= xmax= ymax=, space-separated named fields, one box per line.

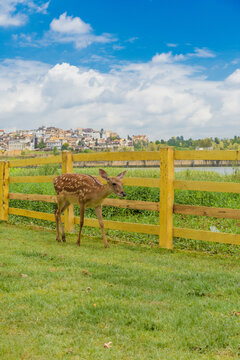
xmin=95 ymin=206 xmax=109 ymax=248
xmin=55 ymin=205 xmax=61 ymax=242
xmin=59 ymin=201 xmax=70 ymax=242
xmin=76 ymin=202 xmax=85 ymax=246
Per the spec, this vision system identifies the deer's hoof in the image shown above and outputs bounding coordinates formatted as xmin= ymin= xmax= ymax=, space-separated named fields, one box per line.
xmin=76 ymin=241 xmax=80 ymax=246
xmin=104 ymin=243 xmax=110 ymax=248
xmin=56 ymin=237 xmax=61 ymax=243
xmin=62 ymin=235 xmax=66 ymax=242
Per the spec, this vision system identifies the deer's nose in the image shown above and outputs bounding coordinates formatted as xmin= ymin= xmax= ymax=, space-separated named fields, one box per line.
xmin=121 ymin=191 xmax=126 ymax=197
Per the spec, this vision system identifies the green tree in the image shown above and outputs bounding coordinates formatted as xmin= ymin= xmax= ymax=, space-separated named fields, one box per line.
xmin=61 ymin=143 xmax=69 ymax=150
xmin=148 ymin=142 xmax=157 ymax=151
xmin=198 ymin=138 xmax=212 ymax=148
xmin=37 ymin=140 xmax=46 ymax=149
xmin=53 ymin=147 xmax=59 ymax=156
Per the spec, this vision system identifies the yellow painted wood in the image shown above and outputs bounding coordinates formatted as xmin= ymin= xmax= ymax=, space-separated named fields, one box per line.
xmin=173 ymin=227 xmax=240 ymax=246
xmin=62 ymin=151 xmax=73 ymax=174
xmin=9 ymin=207 xmax=57 ymax=222
xmin=174 ymin=180 xmax=240 ymax=193
xmin=73 ymin=151 xmax=162 ymax=162
xmin=9 ymin=175 xmax=55 ymax=183
xmin=74 ymin=216 xmax=159 ymax=235
xmin=8 ymin=155 xmax=62 ymax=167
xmin=61 ymin=151 xmax=74 ymax=232
xmin=9 ymin=175 xmax=159 ymax=187
xmin=175 ymin=150 xmax=240 ymax=161
xmin=7 ymin=150 xmax=240 ymax=167
xmin=173 ymin=204 xmax=240 ymax=220
xmin=8 ymin=192 xmax=158 ymax=211
xmin=8 ymin=206 xmax=159 ymax=235
xmin=3 ymin=162 xmax=9 ymax=221
xmin=159 ymin=148 xmax=175 ymax=249
xmin=123 ymin=177 xmax=160 ymax=187
xmin=9 ymin=193 xmax=57 ymax=203
xmin=0 ymin=162 xmax=4 ymax=220
xmin=0 ymin=162 xmax=9 ymax=221
xmin=103 ymin=198 xmax=159 ymax=211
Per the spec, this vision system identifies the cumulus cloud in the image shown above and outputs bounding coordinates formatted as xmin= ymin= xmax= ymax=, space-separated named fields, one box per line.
xmin=0 ymin=55 xmax=239 ymax=139
xmin=152 ymin=52 xmax=186 ymax=63
xmin=0 ymin=0 xmax=49 ymax=27
xmin=11 ymin=11 xmax=117 ymax=49
xmin=50 ymin=12 xmax=91 ymax=35
xmin=226 ymin=68 xmax=240 ymax=85
xmin=46 ymin=12 xmax=116 ymax=49
xmin=152 ymin=48 xmax=216 ymax=64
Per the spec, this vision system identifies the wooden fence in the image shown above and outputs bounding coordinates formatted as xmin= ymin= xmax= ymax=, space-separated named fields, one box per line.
xmin=0 ymin=149 xmax=240 ymax=249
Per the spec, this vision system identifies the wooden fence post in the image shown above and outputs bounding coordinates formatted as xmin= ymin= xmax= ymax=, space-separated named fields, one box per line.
xmin=62 ymin=151 xmax=74 ymax=232
xmin=0 ymin=161 xmax=4 ymax=220
xmin=159 ymin=147 xmax=174 ymax=249
xmin=0 ymin=161 xmax=9 ymax=221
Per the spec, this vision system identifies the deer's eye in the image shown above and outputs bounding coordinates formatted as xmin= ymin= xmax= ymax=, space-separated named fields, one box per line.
xmin=112 ymin=183 xmax=116 ymax=186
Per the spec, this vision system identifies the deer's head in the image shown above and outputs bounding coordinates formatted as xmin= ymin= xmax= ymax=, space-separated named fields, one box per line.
xmin=99 ymin=169 xmax=127 ymax=197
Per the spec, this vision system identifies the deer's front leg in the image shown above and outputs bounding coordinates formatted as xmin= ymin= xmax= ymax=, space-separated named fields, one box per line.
xmin=55 ymin=207 xmax=61 ymax=242
xmin=77 ymin=203 xmax=85 ymax=246
xmin=55 ymin=198 xmax=68 ymax=242
xmin=59 ymin=201 xmax=70 ymax=242
xmin=95 ymin=206 xmax=109 ymax=248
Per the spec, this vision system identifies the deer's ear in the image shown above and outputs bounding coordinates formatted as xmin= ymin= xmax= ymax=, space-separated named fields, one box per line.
xmin=117 ymin=170 xmax=127 ymax=180
xmin=99 ymin=169 xmax=110 ymax=181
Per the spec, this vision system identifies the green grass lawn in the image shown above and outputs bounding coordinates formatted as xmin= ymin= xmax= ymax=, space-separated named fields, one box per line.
xmin=1 ymin=222 xmax=240 ymax=360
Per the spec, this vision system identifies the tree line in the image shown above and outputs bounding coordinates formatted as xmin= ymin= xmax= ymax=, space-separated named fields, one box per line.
xmin=134 ymin=136 xmax=240 ymax=151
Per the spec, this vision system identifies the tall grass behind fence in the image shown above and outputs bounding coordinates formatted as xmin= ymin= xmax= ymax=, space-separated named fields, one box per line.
xmin=1 ymin=149 xmax=240 ymax=249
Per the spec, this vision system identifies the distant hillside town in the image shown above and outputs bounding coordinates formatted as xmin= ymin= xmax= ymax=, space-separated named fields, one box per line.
xmin=1 ymin=127 xmax=239 ymax=156
xmin=0 ymin=127 xmax=149 ymax=154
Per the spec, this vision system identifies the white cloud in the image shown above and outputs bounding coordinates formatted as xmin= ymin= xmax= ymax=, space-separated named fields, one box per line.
xmin=50 ymin=12 xmax=91 ymax=35
xmin=12 ymin=12 xmax=117 ymax=49
xmin=226 ymin=69 xmax=240 ymax=85
xmin=152 ymin=52 xmax=186 ymax=63
xmin=0 ymin=55 xmax=239 ymax=139
xmin=0 ymin=0 xmax=49 ymax=27
xmin=125 ymin=37 xmax=138 ymax=43
xmin=47 ymin=12 xmax=116 ymax=49
xmin=152 ymin=52 xmax=173 ymax=63
xmin=151 ymin=47 xmax=216 ymax=65
xmin=26 ymin=0 xmax=49 ymax=14
xmin=189 ymin=47 xmax=216 ymax=58
xmin=167 ymin=43 xmax=178 ymax=48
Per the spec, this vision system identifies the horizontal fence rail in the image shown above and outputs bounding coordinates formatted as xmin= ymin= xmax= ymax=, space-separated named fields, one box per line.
xmin=174 ymin=204 xmax=240 ymax=220
xmin=9 ymin=175 xmax=56 ymax=183
xmin=8 ymin=175 xmax=160 ymax=187
xmin=173 ymin=228 xmax=240 ymax=246
xmin=174 ymin=180 xmax=240 ymax=193
xmin=8 ymin=193 xmax=159 ymax=211
xmin=72 ymin=151 xmax=162 ymax=162
xmin=175 ymin=150 xmax=240 ymax=161
xmin=8 ymin=155 xmax=62 ymax=168
xmin=1 ymin=149 xmax=240 ymax=248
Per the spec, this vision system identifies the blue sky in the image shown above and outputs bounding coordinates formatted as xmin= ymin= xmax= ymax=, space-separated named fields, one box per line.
xmin=0 ymin=0 xmax=240 ymax=139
